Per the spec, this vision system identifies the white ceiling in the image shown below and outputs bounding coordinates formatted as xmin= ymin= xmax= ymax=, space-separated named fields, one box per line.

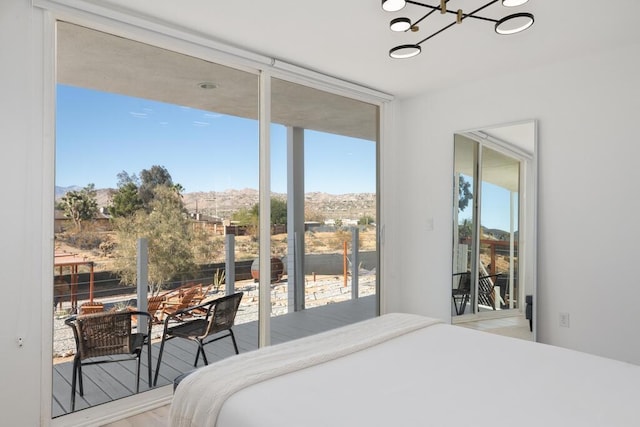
xmin=93 ymin=0 xmax=640 ymax=98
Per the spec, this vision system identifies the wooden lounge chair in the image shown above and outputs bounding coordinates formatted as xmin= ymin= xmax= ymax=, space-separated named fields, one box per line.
xmin=147 ymin=295 xmax=166 ymax=324
xmin=153 ymin=292 xmax=243 ymax=386
xmin=191 ymin=283 xmax=213 ymax=305
xmin=78 ymin=302 xmax=104 ymax=315
xmin=159 ymin=287 xmax=199 ymax=320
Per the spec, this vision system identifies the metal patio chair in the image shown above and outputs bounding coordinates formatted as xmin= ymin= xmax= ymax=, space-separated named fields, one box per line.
xmin=153 ymin=292 xmax=243 ymax=386
xmin=452 ymin=271 xmax=471 ymax=315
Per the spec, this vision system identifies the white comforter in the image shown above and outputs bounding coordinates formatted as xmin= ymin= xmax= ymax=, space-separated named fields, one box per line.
xmin=169 ymin=313 xmax=440 ymax=427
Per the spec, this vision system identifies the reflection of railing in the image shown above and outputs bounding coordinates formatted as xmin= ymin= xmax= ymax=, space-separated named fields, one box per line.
xmin=460 ymin=238 xmax=518 ymax=277
xmin=481 ymin=239 xmax=518 ymax=276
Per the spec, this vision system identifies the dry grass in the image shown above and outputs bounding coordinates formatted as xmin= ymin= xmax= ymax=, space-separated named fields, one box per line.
xmin=55 ymin=227 xmax=378 ymax=274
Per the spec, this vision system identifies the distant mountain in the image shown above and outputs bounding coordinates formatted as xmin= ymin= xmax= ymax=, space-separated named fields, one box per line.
xmin=54 ymin=185 xmax=81 ymax=199
xmin=55 ymin=186 xmax=376 ymax=221
xmin=182 ymin=189 xmax=376 ymax=221
xmin=55 ymin=186 xmax=113 ymax=207
xmin=481 ymin=226 xmax=518 ymax=240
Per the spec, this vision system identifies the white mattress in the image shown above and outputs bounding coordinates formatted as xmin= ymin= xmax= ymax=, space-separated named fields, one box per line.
xmin=175 ymin=316 xmax=640 ymax=426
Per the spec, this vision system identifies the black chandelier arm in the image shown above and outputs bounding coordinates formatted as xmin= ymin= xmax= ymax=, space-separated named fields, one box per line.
xmin=415 ymin=19 xmax=458 ymax=45
xmin=405 ymin=0 xmax=500 ymax=24
xmin=412 ymin=0 xmax=502 ymax=46
xmin=464 ymin=0 xmax=500 ymax=22
xmin=409 ymin=4 xmax=443 ymax=31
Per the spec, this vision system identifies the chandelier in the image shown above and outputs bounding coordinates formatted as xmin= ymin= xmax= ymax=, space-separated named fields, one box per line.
xmin=382 ymin=0 xmax=535 ymax=58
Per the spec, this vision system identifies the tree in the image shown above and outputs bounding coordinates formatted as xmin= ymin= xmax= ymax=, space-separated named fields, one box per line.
xmin=270 ymin=198 xmax=288 ymax=225
xmin=113 ymin=186 xmax=196 ymax=295
xmin=116 ymin=170 xmax=139 ymax=187
xmin=232 ymin=207 xmax=256 ymax=227
xmin=109 ymin=181 xmax=142 ymax=217
xmin=248 ymin=198 xmax=288 ymax=225
xmin=458 ymin=175 xmax=473 ymax=211
xmin=458 ymin=218 xmax=473 ymax=240
xmin=109 ymin=166 xmax=183 ymax=217
xmin=358 ymin=215 xmax=375 ymax=226
xmin=138 ymin=165 xmax=175 ymax=211
xmin=59 ymin=184 xmax=98 ymax=232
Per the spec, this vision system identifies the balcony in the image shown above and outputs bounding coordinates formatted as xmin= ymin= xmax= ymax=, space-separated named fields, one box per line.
xmin=52 ymin=293 xmax=376 ymax=417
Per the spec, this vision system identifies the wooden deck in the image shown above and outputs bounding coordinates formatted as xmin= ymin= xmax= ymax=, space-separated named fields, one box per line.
xmin=52 ymin=295 xmax=377 ymax=418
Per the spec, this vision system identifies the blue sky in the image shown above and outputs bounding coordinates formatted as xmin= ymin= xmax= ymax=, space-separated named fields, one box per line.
xmin=55 ymin=84 xmax=376 ymax=194
xmin=458 ymin=174 xmax=518 ymax=232
xmin=56 ymin=85 xmax=516 ymax=231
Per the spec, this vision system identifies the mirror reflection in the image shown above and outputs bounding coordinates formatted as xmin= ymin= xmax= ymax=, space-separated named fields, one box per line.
xmin=452 ymin=121 xmax=536 ymax=342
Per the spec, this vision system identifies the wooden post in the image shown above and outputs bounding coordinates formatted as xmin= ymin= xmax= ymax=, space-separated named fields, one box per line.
xmin=89 ymin=262 xmax=95 ymax=303
xmin=351 ymin=227 xmax=359 ymax=299
xmin=71 ymin=265 xmax=78 ymax=312
xmin=490 ymin=243 xmax=496 ymax=276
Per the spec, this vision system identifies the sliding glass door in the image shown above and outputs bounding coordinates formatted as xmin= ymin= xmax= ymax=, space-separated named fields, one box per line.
xmin=54 ymin=21 xmax=261 ymax=415
xmin=53 ymin=21 xmax=380 ymax=417
xmin=269 ymin=78 xmax=379 ymax=343
xmin=453 ymin=134 xmax=521 ymax=316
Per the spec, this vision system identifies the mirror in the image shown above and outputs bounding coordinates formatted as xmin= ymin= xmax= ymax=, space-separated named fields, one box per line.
xmin=452 ymin=120 xmax=537 ymax=342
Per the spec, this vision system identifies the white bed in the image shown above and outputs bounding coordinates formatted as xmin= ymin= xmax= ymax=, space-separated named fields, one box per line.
xmin=170 ymin=313 xmax=640 ymax=427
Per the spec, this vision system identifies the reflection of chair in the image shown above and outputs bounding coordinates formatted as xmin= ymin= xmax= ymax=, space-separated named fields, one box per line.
xmin=452 ymin=272 xmax=471 ymax=315
xmin=478 ymin=273 xmax=502 ymax=310
xmin=153 ymin=292 xmax=243 ymax=386
xmin=525 ymin=294 xmax=533 ymax=331
xmin=495 ymin=274 xmax=510 ymax=308
xmin=65 ymin=310 xmax=152 ymax=411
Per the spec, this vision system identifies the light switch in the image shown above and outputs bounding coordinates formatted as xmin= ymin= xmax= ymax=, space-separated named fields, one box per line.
xmin=427 ymin=217 xmax=434 ymax=231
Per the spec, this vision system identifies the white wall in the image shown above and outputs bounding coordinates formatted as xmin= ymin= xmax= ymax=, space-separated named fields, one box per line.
xmin=385 ymin=40 xmax=640 ymax=364
xmin=2 ymin=1 xmax=639 ymax=424
xmin=0 ymin=1 xmax=49 ymax=425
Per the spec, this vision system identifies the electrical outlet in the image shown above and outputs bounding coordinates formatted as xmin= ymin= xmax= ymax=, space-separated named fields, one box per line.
xmin=559 ymin=312 xmax=570 ymax=328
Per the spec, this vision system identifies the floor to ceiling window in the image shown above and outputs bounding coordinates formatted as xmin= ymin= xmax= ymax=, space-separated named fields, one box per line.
xmin=53 ymin=21 xmax=261 ymax=416
xmin=53 ymin=21 xmax=379 ymax=417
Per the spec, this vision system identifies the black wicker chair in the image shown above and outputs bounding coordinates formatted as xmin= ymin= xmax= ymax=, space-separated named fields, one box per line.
xmin=65 ymin=310 xmax=152 ymax=411
xmin=153 ymin=292 xmax=243 ymax=386
xmin=452 ymin=272 xmax=471 ymax=315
